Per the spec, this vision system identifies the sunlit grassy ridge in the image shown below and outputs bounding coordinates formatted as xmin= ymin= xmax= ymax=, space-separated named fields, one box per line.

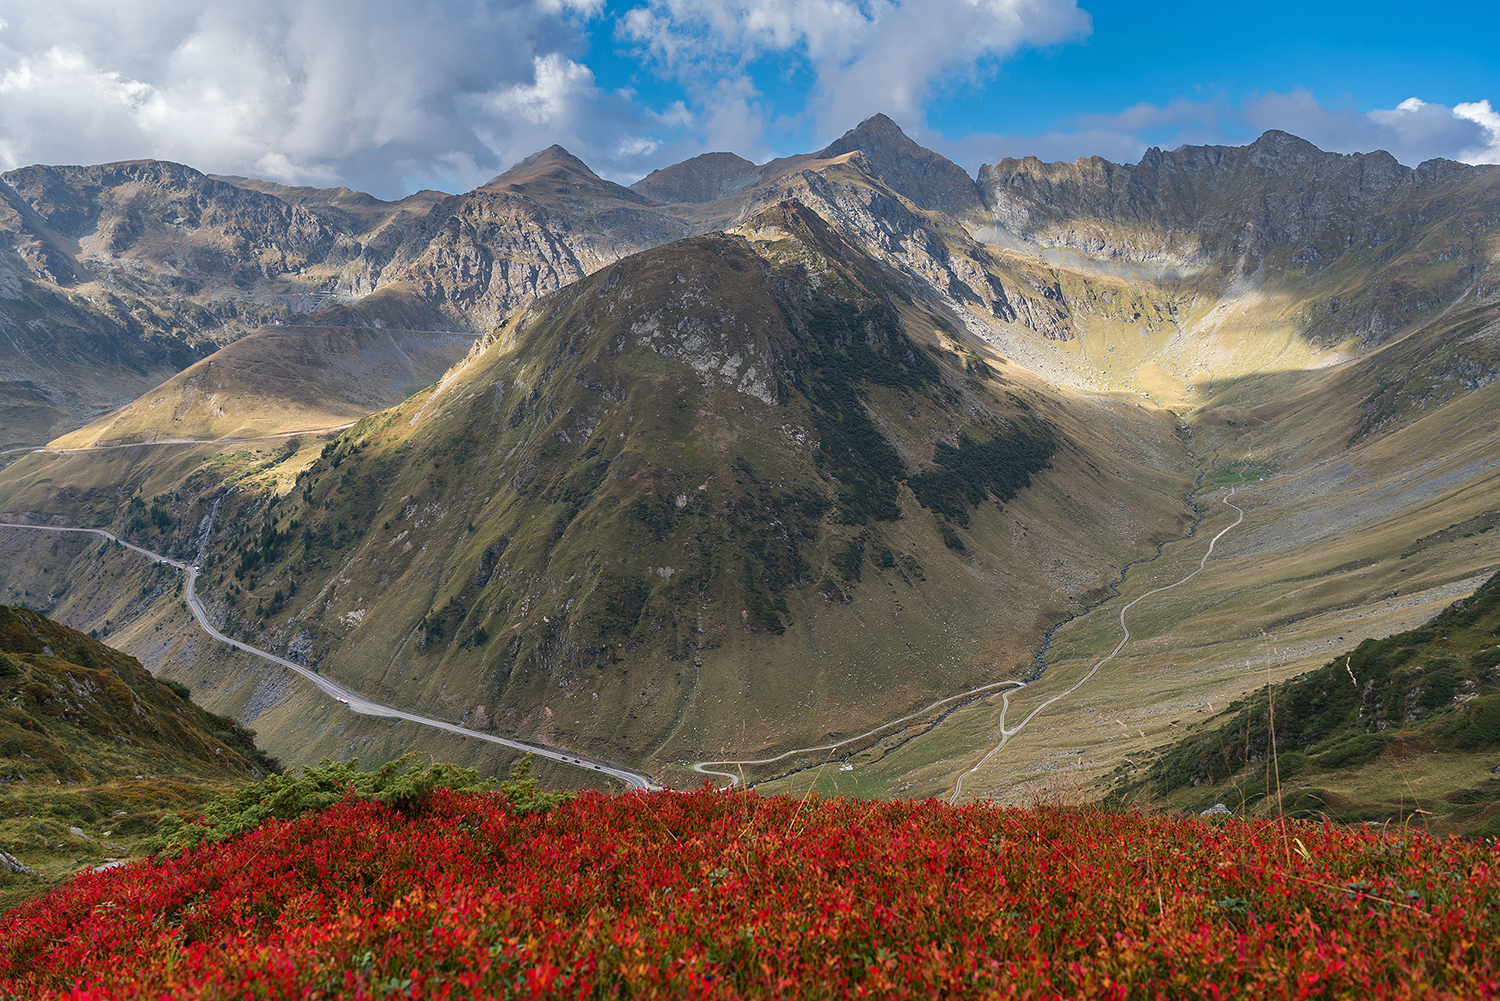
xmin=0 ymin=606 xmax=280 ymax=908
xmin=1114 ymin=569 xmax=1500 ymax=833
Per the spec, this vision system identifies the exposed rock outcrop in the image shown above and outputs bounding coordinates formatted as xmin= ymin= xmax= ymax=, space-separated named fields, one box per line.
xmin=817 ymin=114 xmax=985 ymax=219
xmin=631 ymin=152 xmax=759 ymax=204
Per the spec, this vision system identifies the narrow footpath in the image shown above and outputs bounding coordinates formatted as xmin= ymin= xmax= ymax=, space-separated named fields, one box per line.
xmin=948 ymin=489 xmax=1245 ymax=803
xmin=689 ymin=475 xmax=1245 ymax=795
xmin=691 ymin=679 xmax=1029 ymax=788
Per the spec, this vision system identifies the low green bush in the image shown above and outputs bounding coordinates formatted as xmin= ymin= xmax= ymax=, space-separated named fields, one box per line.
xmin=149 ymin=753 xmax=569 ymax=857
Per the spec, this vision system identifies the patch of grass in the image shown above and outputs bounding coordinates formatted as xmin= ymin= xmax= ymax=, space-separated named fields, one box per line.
xmin=0 ymin=606 xmax=282 ymax=908
xmin=1212 ymin=464 xmax=1273 ymax=485
xmin=1113 ymin=569 xmax=1500 ymax=834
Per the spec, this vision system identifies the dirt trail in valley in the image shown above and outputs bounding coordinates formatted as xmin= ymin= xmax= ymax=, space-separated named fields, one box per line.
xmin=948 ymin=490 xmax=1245 ymax=804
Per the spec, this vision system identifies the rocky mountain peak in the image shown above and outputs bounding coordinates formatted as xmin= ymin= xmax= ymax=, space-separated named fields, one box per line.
xmin=819 ymin=113 xmax=908 ymax=154
xmin=630 ymin=151 xmax=758 ymax=204
xmin=1413 ymin=157 xmax=1475 ymax=186
xmin=480 ymin=144 xmax=653 ymax=208
xmin=817 ymin=114 xmax=983 ymax=219
xmin=1245 ymin=128 xmax=1328 ymax=164
xmin=484 ymin=145 xmax=604 ymax=189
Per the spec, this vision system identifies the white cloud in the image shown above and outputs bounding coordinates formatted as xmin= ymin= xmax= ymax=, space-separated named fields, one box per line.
xmin=0 ymin=0 xmax=680 ymax=198
xmin=9 ymin=0 xmax=1482 ymax=203
xmin=1242 ymin=90 xmax=1492 ymax=166
xmin=620 ymin=0 xmax=1091 ymax=149
xmin=1073 ymin=97 xmax=1224 ymax=134
xmin=939 ymin=90 xmax=1500 ymax=171
xmin=1454 ymin=100 xmax=1500 ymax=164
xmin=488 ymin=55 xmax=599 ymax=127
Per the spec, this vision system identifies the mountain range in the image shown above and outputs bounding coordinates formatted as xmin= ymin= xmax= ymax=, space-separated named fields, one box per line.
xmin=0 ymin=115 xmax=1496 ymax=802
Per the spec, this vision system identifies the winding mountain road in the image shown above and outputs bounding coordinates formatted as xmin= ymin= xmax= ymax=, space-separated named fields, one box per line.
xmin=690 ymin=679 xmax=1029 ymax=787
xmin=5 ymin=428 xmax=1244 ymax=798
xmin=0 ymin=520 xmax=656 ymax=791
xmin=689 ymin=492 xmax=1246 ymax=794
xmin=948 ymin=489 xmax=1246 ymax=803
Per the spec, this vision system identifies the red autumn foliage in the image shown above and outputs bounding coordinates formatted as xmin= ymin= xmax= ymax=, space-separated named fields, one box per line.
xmin=2 ymin=788 xmax=1497 ymax=999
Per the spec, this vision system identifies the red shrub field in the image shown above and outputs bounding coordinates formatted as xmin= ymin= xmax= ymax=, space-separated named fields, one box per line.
xmin=2 ymin=787 xmax=1498 ymax=999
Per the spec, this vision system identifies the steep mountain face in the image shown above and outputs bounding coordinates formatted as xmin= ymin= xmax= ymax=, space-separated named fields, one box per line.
xmin=103 ymin=200 xmax=1192 ymax=779
xmin=347 ymin=148 xmax=691 ymax=330
xmin=0 ymin=244 xmax=195 ymax=448
xmin=0 ymin=177 xmax=206 ymax=446
xmin=982 ymin=131 xmax=1420 ymax=261
xmin=975 ymin=131 xmax=1500 ymax=347
xmin=0 ymin=161 xmax=411 ymax=447
xmin=631 ymin=152 xmax=759 ymax=204
xmin=0 ymin=151 xmax=685 ymax=447
xmin=818 ymin=113 xmax=984 ymax=219
xmin=2 ymin=119 xmax=1498 ymax=799
xmin=5 ymin=160 xmax=354 ymax=279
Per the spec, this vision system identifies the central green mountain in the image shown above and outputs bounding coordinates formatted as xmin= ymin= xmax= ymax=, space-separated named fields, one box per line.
xmin=159 ymin=201 xmax=1191 ymax=780
xmin=7 ymin=117 xmax=1495 ymax=798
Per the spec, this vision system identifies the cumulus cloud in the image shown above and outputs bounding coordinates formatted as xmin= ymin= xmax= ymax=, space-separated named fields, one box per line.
xmin=939 ymin=90 xmax=1500 ymax=171
xmin=8 ymin=0 xmax=1485 ymax=201
xmin=0 ymin=0 xmax=678 ymax=198
xmin=1242 ymin=91 xmax=1493 ymax=166
xmin=1454 ymin=100 xmax=1500 ymax=164
xmin=620 ymin=0 xmax=1091 ymax=152
xmin=0 ymin=0 xmax=1096 ymax=195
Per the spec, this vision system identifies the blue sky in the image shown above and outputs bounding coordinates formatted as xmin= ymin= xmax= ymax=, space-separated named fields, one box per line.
xmin=1 ymin=0 xmax=1497 ymax=198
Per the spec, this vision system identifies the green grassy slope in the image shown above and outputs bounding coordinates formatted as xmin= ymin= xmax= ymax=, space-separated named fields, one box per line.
xmin=1111 ymin=568 xmax=1500 ymax=833
xmin=129 ymin=201 xmax=1192 ymax=781
xmin=0 ymin=605 xmax=279 ymax=907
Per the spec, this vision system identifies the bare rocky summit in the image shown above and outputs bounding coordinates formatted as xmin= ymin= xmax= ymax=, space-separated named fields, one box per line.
xmin=631 ymin=152 xmax=759 ymax=204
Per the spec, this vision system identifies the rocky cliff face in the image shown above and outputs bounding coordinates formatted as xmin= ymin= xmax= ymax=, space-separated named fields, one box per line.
xmin=5 ymin=160 xmax=354 ymax=272
xmin=631 ymin=152 xmax=759 ymax=204
xmin=345 ymin=148 xmax=691 ymax=329
xmin=975 ymin=131 xmax=1500 ymax=345
xmin=0 ymin=160 xmax=425 ymax=443
xmin=978 ymin=131 xmax=1471 ymax=264
xmin=0 ymin=174 xmax=212 ymax=445
xmin=7 ymin=118 xmax=1500 ymax=449
xmin=0 ymin=120 xmax=1069 ymax=446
